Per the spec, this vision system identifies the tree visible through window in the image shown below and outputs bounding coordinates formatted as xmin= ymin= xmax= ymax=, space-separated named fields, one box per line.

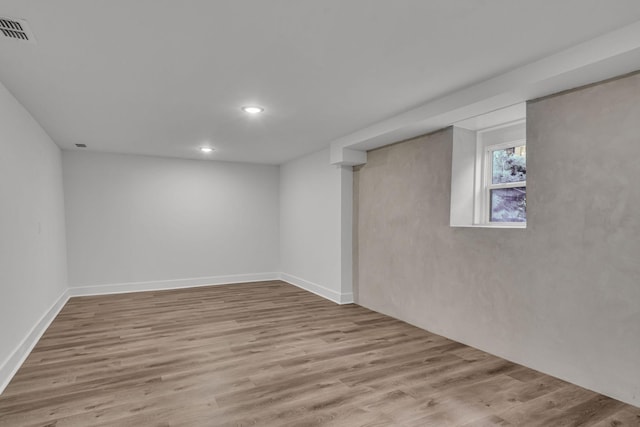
xmin=486 ymin=145 xmax=526 ymax=223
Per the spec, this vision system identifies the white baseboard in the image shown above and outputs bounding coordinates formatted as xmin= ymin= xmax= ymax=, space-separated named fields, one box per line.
xmin=279 ymin=272 xmax=354 ymax=305
xmin=68 ymin=272 xmax=280 ymax=297
xmin=0 ymin=289 xmax=70 ymax=395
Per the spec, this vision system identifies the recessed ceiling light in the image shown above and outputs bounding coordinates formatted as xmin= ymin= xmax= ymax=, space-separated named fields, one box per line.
xmin=241 ymin=106 xmax=264 ymax=114
xmin=200 ymin=147 xmax=214 ymax=153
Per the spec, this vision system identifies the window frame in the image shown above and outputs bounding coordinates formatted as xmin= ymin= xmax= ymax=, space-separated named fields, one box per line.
xmin=480 ymin=139 xmax=527 ymax=225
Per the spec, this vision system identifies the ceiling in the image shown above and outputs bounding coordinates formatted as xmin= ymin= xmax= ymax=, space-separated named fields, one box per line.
xmin=1 ymin=1 xmax=640 ymax=164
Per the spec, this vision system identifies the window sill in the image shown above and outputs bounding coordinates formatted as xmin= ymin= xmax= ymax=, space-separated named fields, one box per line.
xmin=451 ymin=223 xmax=526 ymax=229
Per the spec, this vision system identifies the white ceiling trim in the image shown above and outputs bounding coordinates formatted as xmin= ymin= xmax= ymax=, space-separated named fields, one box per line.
xmin=330 ymin=20 xmax=640 ymax=165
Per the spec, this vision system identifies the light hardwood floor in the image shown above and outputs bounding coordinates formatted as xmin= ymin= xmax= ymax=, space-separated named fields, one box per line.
xmin=0 ymin=281 xmax=638 ymax=426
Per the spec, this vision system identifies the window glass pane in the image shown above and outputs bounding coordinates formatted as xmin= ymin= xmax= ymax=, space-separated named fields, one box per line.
xmin=492 ymin=145 xmax=526 ymax=184
xmin=490 ymin=187 xmax=526 ymax=222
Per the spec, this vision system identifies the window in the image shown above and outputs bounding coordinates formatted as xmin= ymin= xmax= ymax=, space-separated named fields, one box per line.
xmin=449 ymin=108 xmax=527 ymax=229
xmin=482 ymin=142 xmax=526 ymax=224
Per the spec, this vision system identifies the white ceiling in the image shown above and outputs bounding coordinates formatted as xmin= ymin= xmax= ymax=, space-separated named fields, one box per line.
xmin=1 ymin=1 xmax=640 ymax=164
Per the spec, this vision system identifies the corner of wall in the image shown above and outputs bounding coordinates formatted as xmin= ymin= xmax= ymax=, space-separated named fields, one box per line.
xmin=0 ymin=289 xmax=69 ymax=395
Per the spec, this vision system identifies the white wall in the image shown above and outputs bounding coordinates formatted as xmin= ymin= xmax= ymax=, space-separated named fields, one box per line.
xmin=63 ymin=151 xmax=279 ymax=291
xmin=0 ymin=81 xmax=68 ymax=389
xmin=280 ymin=148 xmax=353 ymax=303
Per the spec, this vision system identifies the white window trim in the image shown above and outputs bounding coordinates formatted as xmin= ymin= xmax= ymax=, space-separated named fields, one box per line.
xmin=480 ymin=139 xmax=526 ymax=226
xmin=473 ymin=124 xmax=527 ymax=229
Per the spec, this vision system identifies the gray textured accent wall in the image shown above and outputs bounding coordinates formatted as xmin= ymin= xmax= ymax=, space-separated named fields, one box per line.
xmin=354 ymin=73 xmax=640 ymax=406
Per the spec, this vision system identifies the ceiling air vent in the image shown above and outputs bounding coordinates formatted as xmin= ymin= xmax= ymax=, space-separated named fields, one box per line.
xmin=0 ymin=17 xmax=36 ymax=43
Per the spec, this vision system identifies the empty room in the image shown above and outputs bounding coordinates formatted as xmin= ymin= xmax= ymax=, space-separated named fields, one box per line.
xmin=1 ymin=1 xmax=640 ymax=426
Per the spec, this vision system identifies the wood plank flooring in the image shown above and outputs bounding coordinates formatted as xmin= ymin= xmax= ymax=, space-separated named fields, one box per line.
xmin=0 ymin=280 xmax=638 ymax=426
